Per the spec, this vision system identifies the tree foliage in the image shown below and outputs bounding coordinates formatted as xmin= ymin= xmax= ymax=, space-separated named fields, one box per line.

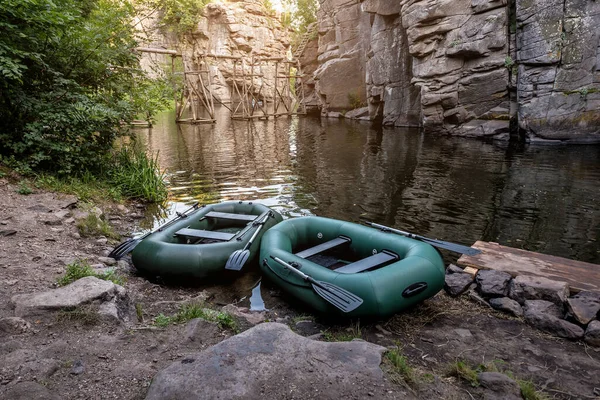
xmin=281 ymin=0 xmax=318 ymax=34
xmin=0 ymin=0 xmax=169 ymax=175
xmin=136 ymin=0 xmax=211 ymax=36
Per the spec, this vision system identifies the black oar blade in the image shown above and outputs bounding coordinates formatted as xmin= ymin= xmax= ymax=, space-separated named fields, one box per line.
xmin=421 ymin=238 xmax=481 ymax=256
xmin=225 ymin=250 xmax=250 ymax=271
xmin=108 ymin=238 xmax=141 ymax=260
xmin=312 ymin=281 xmax=363 ymax=313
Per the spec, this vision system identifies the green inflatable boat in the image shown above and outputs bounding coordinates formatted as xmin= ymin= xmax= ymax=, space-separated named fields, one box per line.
xmin=259 ymin=216 xmax=445 ymax=318
xmin=131 ymin=201 xmax=282 ymax=278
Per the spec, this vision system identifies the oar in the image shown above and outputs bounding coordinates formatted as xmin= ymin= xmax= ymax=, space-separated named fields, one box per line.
xmin=108 ymin=202 xmax=200 ymax=260
xmin=365 ymin=222 xmax=481 ymax=256
xmin=269 ymin=256 xmax=363 ymax=313
xmin=225 ymin=211 xmax=273 ymax=271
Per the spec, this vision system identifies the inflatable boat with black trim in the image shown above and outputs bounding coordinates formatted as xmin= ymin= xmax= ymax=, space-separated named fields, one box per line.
xmin=259 ymin=216 xmax=445 ymax=318
xmin=131 ymin=201 xmax=282 ymax=278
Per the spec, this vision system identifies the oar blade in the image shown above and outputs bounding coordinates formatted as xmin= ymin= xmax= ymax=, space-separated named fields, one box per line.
xmin=225 ymin=250 xmax=250 ymax=271
xmin=420 ymin=238 xmax=481 ymax=256
xmin=312 ymin=281 xmax=363 ymax=313
xmin=108 ymin=238 xmax=141 ymax=260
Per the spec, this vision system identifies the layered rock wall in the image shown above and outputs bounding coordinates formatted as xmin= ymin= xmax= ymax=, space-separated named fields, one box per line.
xmin=188 ymin=1 xmax=291 ymax=103
xmin=516 ymin=0 xmax=600 ymax=142
xmin=138 ymin=0 xmax=291 ymax=104
xmin=311 ymin=0 xmax=600 ymax=142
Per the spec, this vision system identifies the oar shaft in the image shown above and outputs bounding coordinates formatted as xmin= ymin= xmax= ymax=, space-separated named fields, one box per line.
xmin=367 ymin=222 xmax=415 ymax=238
xmin=242 ymin=211 xmax=271 ymax=250
xmin=271 ymin=256 xmax=309 ymax=281
xmin=156 ymin=202 xmax=200 ymax=234
xmin=366 ymin=221 xmax=481 ymax=255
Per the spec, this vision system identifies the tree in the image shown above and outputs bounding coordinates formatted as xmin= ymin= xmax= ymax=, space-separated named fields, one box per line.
xmin=281 ymin=0 xmax=318 ymax=34
xmin=0 ymin=0 xmax=168 ymax=175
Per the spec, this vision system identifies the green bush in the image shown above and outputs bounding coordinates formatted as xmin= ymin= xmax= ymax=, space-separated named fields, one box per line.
xmin=0 ymin=0 xmax=171 ymax=178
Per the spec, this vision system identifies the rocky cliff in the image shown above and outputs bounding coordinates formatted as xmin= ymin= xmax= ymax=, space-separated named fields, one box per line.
xmin=188 ymin=1 xmax=291 ymax=103
xmin=138 ymin=0 xmax=291 ymax=104
xmin=311 ymin=0 xmax=600 ymax=143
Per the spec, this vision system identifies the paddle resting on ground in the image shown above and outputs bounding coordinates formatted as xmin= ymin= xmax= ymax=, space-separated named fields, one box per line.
xmin=108 ymin=202 xmax=200 ymax=260
xmin=268 ymin=256 xmax=363 ymax=313
xmin=365 ymin=222 xmax=481 ymax=256
xmin=225 ymin=211 xmax=272 ymax=271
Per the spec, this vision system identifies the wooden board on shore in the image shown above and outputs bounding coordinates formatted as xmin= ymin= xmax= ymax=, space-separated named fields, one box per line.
xmin=457 ymin=241 xmax=600 ymax=293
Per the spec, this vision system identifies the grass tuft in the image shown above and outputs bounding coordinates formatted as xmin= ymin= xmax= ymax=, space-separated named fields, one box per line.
xmin=17 ymin=180 xmax=33 ymax=195
xmin=385 ymin=347 xmax=416 ymax=385
xmin=153 ymin=313 xmax=171 ymax=327
xmin=518 ymin=379 xmax=550 ymax=400
xmin=109 ymin=146 xmax=167 ymax=203
xmin=76 ymin=212 xmax=120 ymax=240
xmin=322 ymin=321 xmax=362 ymax=342
xmin=57 ymin=260 xmax=126 ymax=286
xmin=152 ymin=303 xmax=238 ymax=332
xmin=135 ymin=303 xmax=144 ymax=323
xmin=446 ymin=360 xmax=480 ymax=387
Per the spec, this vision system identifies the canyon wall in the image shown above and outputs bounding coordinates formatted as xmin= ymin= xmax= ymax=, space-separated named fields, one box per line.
xmin=138 ymin=0 xmax=291 ymax=104
xmin=311 ymin=0 xmax=600 ymax=142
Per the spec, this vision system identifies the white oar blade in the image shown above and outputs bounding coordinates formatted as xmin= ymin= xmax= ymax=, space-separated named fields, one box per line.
xmin=312 ymin=281 xmax=363 ymax=313
xmin=225 ymin=250 xmax=250 ymax=271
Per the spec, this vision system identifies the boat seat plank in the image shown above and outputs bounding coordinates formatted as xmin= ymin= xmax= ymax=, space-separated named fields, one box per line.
xmin=175 ymin=228 xmax=235 ymax=241
xmin=205 ymin=211 xmax=257 ymax=222
xmin=295 ymin=236 xmax=351 ymax=259
xmin=334 ymin=251 xmax=398 ymax=274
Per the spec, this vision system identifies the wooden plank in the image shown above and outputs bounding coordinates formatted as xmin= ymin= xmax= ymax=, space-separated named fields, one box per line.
xmin=457 ymin=241 xmax=600 ymax=292
xmin=135 ymin=47 xmax=179 ymax=55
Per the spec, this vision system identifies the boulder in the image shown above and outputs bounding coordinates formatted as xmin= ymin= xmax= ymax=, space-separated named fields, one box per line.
xmin=185 ymin=318 xmax=221 ymax=344
xmin=444 ymin=272 xmax=474 ymax=296
xmin=11 ymin=276 xmax=130 ymax=322
xmin=476 ymin=270 xmax=512 ymax=297
xmin=489 ymin=297 xmax=523 ymax=317
xmin=508 ymin=275 xmax=569 ymax=307
xmin=584 ymin=320 xmax=600 ymax=347
xmin=478 ymin=372 xmax=521 ymax=400
xmin=523 ymin=300 xmax=584 ymax=340
xmin=145 ymin=323 xmax=403 ymax=400
xmin=566 ymin=291 xmax=600 ymax=325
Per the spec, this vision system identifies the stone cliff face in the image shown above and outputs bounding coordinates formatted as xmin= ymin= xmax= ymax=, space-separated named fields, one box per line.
xmin=311 ymin=0 xmax=600 ymax=142
xmin=138 ymin=0 xmax=291 ymax=104
xmin=516 ymin=0 xmax=600 ymax=142
xmin=188 ymin=1 xmax=291 ymax=103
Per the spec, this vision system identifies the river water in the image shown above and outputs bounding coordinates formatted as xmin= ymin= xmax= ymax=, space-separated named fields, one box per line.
xmin=134 ymin=109 xmax=600 ymax=265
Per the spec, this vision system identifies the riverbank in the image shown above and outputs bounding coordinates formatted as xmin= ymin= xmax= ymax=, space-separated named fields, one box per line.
xmin=1 ymin=179 xmax=599 ymax=400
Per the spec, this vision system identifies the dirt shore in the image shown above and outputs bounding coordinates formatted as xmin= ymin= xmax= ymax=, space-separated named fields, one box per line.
xmin=0 ymin=179 xmax=599 ymax=400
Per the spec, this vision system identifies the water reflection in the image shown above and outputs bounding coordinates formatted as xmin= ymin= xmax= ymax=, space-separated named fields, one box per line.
xmin=134 ymin=108 xmax=600 ymax=264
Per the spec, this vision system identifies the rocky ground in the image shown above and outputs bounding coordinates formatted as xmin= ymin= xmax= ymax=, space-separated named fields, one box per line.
xmin=1 ymin=178 xmax=599 ymax=400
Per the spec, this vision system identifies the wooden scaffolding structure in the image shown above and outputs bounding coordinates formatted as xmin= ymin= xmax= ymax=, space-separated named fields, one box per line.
xmin=231 ymin=57 xmax=306 ymax=120
xmin=136 ymin=47 xmax=306 ymax=123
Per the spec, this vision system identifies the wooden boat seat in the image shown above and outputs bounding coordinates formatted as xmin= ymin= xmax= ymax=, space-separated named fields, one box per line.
xmin=174 ymin=228 xmax=235 ymax=241
xmin=295 ymin=236 xmax=351 ymax=259
xmin=204 ymin=211 xmax=257 ymax=222
xmin=334 ymin=250 xmax=398 ymax=274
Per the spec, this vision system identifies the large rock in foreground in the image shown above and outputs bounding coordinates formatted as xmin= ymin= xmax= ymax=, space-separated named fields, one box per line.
xmin=146 ymin=322 xmax=406 ymax=400
xmin=10 ymin=276 xmax=130 ymax=323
